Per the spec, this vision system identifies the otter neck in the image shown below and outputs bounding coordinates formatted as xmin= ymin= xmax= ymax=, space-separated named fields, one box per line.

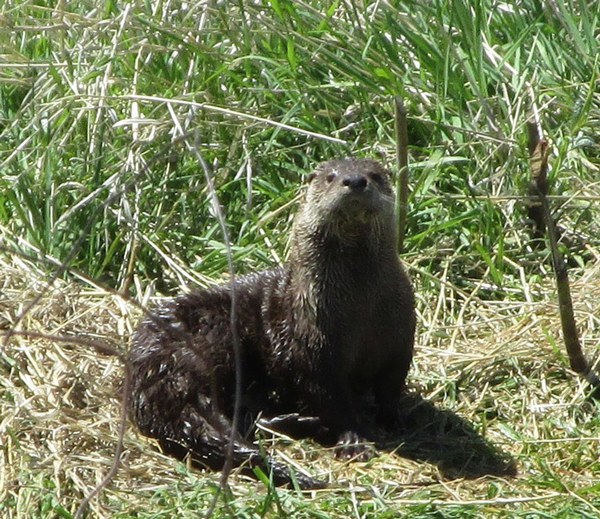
xmin=290 ymin=215 xmax=397 ymax=263
xmin=288 ymin=221 xmax=398 ymax=314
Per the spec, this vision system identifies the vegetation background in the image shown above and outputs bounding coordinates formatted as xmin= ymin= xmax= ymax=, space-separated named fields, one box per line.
xmin=1 ymin=0 xmax=600 ymax=517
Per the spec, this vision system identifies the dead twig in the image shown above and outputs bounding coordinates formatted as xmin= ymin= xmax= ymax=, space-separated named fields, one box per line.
xmin=394 ymin=96 xmax=410 ymax=254
xmin=527 ymin=120 xmax=600 ymax=392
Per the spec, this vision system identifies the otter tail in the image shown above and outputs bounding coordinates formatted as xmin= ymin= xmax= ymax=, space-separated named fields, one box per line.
xmin=132 ymin=397 xmax=324 ymax=489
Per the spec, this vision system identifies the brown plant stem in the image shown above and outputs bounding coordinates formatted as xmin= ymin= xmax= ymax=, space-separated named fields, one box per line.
xmin=527 ymin=121 xmax=600 ymax=390
xmin=394 ymin=96 xmax=409 ymax=254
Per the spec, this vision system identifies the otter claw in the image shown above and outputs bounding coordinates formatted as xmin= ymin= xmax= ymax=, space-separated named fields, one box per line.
xmin=334 ymin=431 xmax=374 ymax=461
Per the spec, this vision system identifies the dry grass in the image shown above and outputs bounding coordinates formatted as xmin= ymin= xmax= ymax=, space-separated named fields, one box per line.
xmin=1 ymin=248 xmax=600 ymax=518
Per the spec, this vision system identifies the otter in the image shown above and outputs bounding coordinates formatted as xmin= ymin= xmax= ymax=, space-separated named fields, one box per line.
xmin=129 ymin=158 xmax=416 ymax=488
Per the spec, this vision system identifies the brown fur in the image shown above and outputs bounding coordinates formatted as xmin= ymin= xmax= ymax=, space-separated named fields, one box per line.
xmin=129 ymin=158 xmax=416 ymax=487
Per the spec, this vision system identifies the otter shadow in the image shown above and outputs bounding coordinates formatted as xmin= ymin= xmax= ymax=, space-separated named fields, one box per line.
xmin=264 ymin=393 xmax=517 ymax=480
xmin=375 ymin=393 xmax=517 ymax=479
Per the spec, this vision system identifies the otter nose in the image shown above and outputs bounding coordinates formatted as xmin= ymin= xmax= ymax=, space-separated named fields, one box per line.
xmin=342 ymin=174 xmax=368 ymax=191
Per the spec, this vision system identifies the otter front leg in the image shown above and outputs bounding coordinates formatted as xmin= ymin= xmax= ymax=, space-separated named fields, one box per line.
xmin=313 ymin=374 xmax=374 ymax=461
xmin=373 ymin=361 xmax=409 ymax=429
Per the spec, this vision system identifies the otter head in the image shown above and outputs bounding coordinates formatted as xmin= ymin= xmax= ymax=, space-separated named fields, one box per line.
xmin=295 ymin=158 xmax=397 ymax=245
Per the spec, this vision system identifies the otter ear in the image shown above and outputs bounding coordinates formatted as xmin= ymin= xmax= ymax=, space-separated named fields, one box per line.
xmin=307 ymin=172 xmax=317 ymax=183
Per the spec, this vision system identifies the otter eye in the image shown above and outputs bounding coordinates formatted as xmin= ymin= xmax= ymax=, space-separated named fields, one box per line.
xmin=326 ymin=172 xmax=337 ymax=183
xmin=370 ymin=172 xmax=384 ymax=184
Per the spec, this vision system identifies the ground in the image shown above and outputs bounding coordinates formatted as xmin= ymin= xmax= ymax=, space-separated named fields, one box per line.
xmin=2 ymin=249 xmax=599 ymax=518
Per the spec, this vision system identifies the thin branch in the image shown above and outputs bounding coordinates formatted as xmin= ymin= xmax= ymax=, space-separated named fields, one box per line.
xmin=122 ymin=94 xmax=347 ymax=145
xmin=166 ymin=104 xmax=243 ymax=517
xmin=527 ymin=120 xmax=600 ymax=391
xmin=394 ymin=96 xmax=410 ymax=253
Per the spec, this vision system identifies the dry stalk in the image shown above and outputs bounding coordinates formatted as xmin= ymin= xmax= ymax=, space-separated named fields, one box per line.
xmin=394 ymin=96 xmax=410 ymax=254
xmin=527 ymin=120 xmax=600 ymax=391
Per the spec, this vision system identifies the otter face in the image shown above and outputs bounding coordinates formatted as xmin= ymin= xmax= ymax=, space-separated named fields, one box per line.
xmin=305 ymin=158 xmax=396 ymax=222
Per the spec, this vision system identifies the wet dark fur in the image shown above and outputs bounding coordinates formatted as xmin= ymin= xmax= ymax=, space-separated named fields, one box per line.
xmin=129 ymin=158 xmax=416 ymax=488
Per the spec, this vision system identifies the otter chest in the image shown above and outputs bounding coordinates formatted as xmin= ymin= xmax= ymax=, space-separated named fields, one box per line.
xmin=328 ymin=296 xmax=396 ymax=380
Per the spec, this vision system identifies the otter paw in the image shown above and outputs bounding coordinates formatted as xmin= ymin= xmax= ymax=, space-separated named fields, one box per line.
xmin=268 ymin=459 xmax=327 ymax=490
xmin=334 ymin=431 xmax=374 ymax=461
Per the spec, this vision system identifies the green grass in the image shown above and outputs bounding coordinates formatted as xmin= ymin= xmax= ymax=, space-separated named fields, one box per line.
xmin=2 ymin=0 xmax=598 ymax=289
xmin=2 ymin=0 xmax=600 ymax=517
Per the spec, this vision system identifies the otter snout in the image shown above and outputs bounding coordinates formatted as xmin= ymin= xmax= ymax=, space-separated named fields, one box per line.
xmin=342 ymin=174 xmax=368 ymax=191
